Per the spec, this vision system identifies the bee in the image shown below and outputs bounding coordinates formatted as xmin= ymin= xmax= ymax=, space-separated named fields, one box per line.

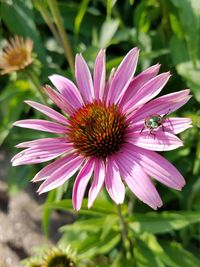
xmin=141 ymin=113 xmax=168 ymax=135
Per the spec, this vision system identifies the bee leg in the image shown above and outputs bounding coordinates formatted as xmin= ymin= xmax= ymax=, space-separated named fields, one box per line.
xmin=149 ymin=128 xmax=156 ymax=139
xmin=140 ymin=126 xmax=145 ymax=134
xmin=163 ymin=110 xmax=170 ymax=118
xmin=167 ymin=118 xmax=174 ymax=132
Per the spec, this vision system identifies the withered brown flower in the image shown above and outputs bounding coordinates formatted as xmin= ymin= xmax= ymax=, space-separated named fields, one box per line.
xmin=0 ymin=35 xmax=33 ymax=74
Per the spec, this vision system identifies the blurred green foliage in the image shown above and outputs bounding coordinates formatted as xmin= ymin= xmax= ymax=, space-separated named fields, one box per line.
xmin=0 ymin=0 xmax=200 ymax=266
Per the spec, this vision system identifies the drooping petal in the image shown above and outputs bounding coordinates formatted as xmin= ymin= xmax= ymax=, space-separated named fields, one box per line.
xmin=93 ymin=49 xmax=106 ymax=100
xmin=11 ymin=142 xmax=72 ymax=166
xmin=122 ymin=144 xmax=185 ymax=190
xmin=114 ymin=153 xmax=162 ymax=209
xmin=119 ymin=63 xmax=161 ymax=107
xmin=124 ymin=72 xmax=171 ymax=114
xmin=32 ymin=153 xmax=76 ymax=182
xmin=128 ymin=89 xmax=191 ymax=123
xmin=49 ymin=74 xmax=84 ymax=110
xmin=43 ymin=85 xmax=73 ymax=114
xmin=25 ymin=100 xmax=69 ymax=125
xmin=126 ymin=130 xmax=183 ymax=151
xmin=15 ymin=137 xmax=69 ymax=148
xmin=72 ymin=158 xmax=95 ymax=210
xmin=163 ymin=117 xmax=192 ymax=134
xmin=105 ymin=157 xmax=125 ymax=204
xmin=88 ymin=159 xmax=105 ymax=208
xmin=106 ymin=48 xmax=139 ymax=104
xmin=14 ymin=119 xmax=67 ymax=134
xmin=38 ymin=155 xmax=84 ymax=193
xmin=75 ymin=54 xmax=94 ymax=103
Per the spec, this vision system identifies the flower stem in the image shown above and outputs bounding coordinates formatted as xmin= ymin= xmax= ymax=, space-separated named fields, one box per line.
xmin=34 ymin=0 xmax=61 ymax=44
xmin=47 ymin=0 xmax=74 ymax=74
xmin=25 ymin=70 xmax=47 ymax=105
xmin=117 ymin=204 xmax=134 ymax=260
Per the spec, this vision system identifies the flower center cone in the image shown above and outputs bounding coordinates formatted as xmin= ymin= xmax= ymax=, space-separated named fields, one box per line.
xmin=68 ymin=100 xmax=128 ymax=159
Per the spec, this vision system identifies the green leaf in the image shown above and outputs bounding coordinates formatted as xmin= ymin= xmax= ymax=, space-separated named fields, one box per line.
xmin=169 ymin=0 xmax=200 ymax=65
xmin=60 ymin=226 xmax=120 ymax=259
xmin=74 ymin=0 xmax=90 ymax=35
xmin=176 ymin=61 xmax=200 ymax=102
xmin=160 ymin=240 xmax=200 ymax=267
xmin=169 ymin=13 xmax=184 ymax=39
xmin=60 ymin=217 xmax=107 ymax=234
xmin=100 ymin=215 xmax=119 ymax=240
xmin=170 ymin=35 xmax=189 ymax=65
xmin=47 ymin=198 xmax=118 ymax=215
xmin=111 ymin=253 xmax=136 ymax=267
xmin=99 ymin=19 xmax=120 ymax=48
xmin=60 ymin=2 xmax=103 ymax=38
xmin=0 ymin=80 xmax=31 ymax=145
xmin=134 ymin=238 xmax=165 ymax=267
xmin=136 ymin=233 xmax=200 ymax=267
xmin=78 ymin=230 xmax=120 ymax=258
xmin=134 ymin=0 xmax=159 ymax=34
xmin=139 ymin=233 xmax=183 ymax=267
xmin=106 ymin=0 xmax=117 ymax=19
xmin=129 ymin=211 xmax=200 ymax=235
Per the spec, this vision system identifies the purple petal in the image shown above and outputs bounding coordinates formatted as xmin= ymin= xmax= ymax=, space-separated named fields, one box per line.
xmin=106 ymin=48 xmax=139 ymax=104
xmin=25 ymin=100 xmax=69 ymax=125
xmin=13 ymin=119 xmax=67 ymax=134
xmin=126 ymin=130 xmax=183 ymax=151
xmin=105 ymin=157 xmax=125 ymax=204
xmin=38 ymin=155 xmax=84 ymax=193
xmin=12 ymin=143 xmax=72 ymax=166
xmin=103 ymin=67 xmax=115 ymax=101
xmin=75 ymin=54 xmax=94 ymax=103
xmin=15 ymin=137 xmax=70 ymax=148
xmin=43 ymin=85 xmax=73 ymax=114
xmin=163 ymin=117 xmax=192 ymax=134
xmin=72 ymin=158 xmax=95 ymax=210
xmin=114 ymin=153 xmax=162 ymax=209
xmin=32 ymin=153 xmax=76 ymax=182
xmin=49 ymin=74 xmax=84 ymax=110
xmin=122 ymin=144 xmax=185 ymax=190
xmin=94 ymin=49 xmax=106 ymax=100
xmin=88 ymin=159 xmax=105 ymax=208
xmin=119 ymin=63 xmax=161 ymax=107
xmin=125 ymin=72 xmax=171 ymax=114
xmin=128 ymin=89 xmax=191 ymax=123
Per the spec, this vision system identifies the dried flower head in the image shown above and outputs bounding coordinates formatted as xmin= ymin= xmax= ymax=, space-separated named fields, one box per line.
xmin=0 ymin=35 xmax=33 ymax=74
xmin=12 ymin=48 xmax=192 ymax=210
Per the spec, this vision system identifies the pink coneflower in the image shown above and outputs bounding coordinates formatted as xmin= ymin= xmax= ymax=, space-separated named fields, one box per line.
xmin=12 ymin=48 xmax=192 ymax=210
